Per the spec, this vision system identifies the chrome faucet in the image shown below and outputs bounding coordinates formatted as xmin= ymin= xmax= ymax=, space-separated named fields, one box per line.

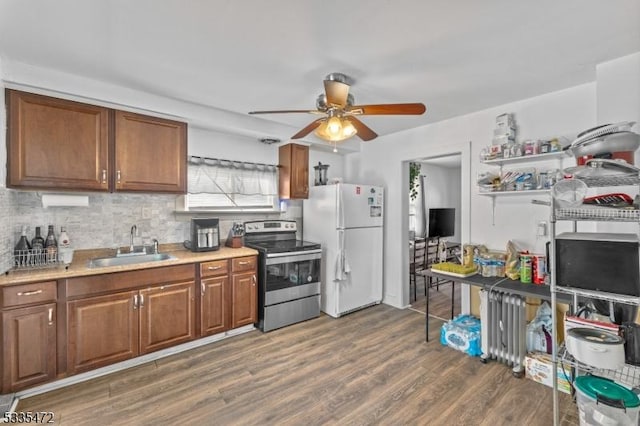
xmin=152 ymin=239 xmax=159 ymax=254
xmin=130 ymin=225 xmax=137 ymax=253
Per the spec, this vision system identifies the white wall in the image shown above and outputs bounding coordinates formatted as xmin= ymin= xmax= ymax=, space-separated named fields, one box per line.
xmin=420 ymin=163 xmax=462 ymax=244
xmin=595 ymin=52 xmax=640 ymax=235
xmin=345 ymin=82 xmax=596 ymax=308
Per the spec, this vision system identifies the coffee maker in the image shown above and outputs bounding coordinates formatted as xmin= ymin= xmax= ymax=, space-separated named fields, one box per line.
xmin=184 ymin=218 xmax=220 ymax=252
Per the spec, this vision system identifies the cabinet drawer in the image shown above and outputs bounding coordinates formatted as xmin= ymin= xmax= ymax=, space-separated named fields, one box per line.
xmin=2 ymin=281 xmax=57 ymax=308
xmin=232 ymin=256 xmax=257 ymax=273
xmin=200 ymin=260 xmax=228 ymax=277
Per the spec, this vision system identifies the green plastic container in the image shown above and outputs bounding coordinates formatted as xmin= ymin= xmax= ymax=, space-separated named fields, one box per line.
xmin=574 ymin=375 xmax=640 ymax=425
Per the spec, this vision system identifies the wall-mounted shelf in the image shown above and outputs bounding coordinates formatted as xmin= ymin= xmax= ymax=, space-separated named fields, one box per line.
xmin=481 ymin=150 xmax=568 ymax=166
xmin=479 ymin=189 xmax=550 ymax=197
xmin=480 ymin=190 xmax=550 ymax=225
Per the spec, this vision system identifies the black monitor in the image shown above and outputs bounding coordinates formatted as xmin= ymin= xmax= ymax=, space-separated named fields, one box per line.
xmin=428 ymin=208 xmax=455 ymax=238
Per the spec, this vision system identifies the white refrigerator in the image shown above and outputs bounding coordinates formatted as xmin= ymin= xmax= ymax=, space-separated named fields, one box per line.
xmin=303 ymin=183 xmax=384 ymax=318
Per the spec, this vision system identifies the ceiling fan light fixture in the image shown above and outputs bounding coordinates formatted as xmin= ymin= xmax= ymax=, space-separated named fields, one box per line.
xmin=314 ymin=117 xmax=358 ymax=143
xmin=327 ymin=116 xmax=342 ymax=135
xmin=342 ymin=119 xmax=356 ymax=137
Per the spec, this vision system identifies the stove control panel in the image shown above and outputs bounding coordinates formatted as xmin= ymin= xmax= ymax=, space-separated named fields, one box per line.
xmin=244 ymin=220 xmax=297 ymax=234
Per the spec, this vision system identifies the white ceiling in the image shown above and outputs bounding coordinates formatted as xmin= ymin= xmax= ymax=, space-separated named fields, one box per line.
xmin=1 ymin=0 xmax=639 ymax=148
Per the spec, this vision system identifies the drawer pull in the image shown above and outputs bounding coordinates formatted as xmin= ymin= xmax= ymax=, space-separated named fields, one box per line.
xmin=133 ymin=294 xmax=138 ymax=309
xmin=48 ymin=308 xmax=53 ymax=326
xmin=140 ymin=294 xmax=145 ymax=308
xmin=207 ymin=266 xmax=222 ymax=270
xmin=17 ymin=289 xmax=43 ymax=297
xmin=238 ymin=261 xmax=251 ymax=266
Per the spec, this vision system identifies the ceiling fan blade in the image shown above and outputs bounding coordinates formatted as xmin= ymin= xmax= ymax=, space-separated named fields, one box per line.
xmin=291 ymin=118 xmax=324 ymax=139
xmin=323 ymin=80 xmax=350 ymax=107
xmin=349 ymin=117 xmax=378 ymax=141
xmin=347 ymin=103 xmax=426 ymax=115
xmin=249 ymin=109 xmax=319 ymax=114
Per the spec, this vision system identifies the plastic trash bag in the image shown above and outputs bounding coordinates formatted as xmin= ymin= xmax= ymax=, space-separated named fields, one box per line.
xmin=526 ymin=301 xmax=553 ymax=354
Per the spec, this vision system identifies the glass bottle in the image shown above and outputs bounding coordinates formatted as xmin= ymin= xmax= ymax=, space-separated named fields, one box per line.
xmin=14 ymin=226 xmax=31 ymax=267
xmin=31 ymin=226 xmax=45 ymax=264
xmin=59 ymin=227 xmax=70 ymax=248
xmin=44 ymin=225 xmax=58 ymax=263
xmin=58 ymin=226 xmax=72 ymax=264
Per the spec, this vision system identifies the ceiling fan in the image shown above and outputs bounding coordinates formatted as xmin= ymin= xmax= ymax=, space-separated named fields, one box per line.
xmin=248 ymin=73 xmax=426 ymax=144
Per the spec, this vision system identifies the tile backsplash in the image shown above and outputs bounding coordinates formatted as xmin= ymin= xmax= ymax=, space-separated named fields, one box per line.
xmin=2 ymin=188 xmax=302 ymax=274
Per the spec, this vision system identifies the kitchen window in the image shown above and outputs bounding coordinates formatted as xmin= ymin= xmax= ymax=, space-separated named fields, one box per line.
xmin=182 ymin=156 xmax=279 ymax=212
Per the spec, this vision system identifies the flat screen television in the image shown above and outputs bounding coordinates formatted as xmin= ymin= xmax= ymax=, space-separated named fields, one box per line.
xmin=428 ymin=208 xmax=455 ymax=238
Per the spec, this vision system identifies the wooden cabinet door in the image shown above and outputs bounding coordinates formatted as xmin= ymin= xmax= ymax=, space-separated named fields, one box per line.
xmin=278 ymin=143 xmax=309 ymax=199
xmin=230 ymin=272 xmax=257 ymax=329
xmin=200 ymin=276 xmax=227 ymax=337
xmin=2 ymin=303 xmax=56 ymax=393
xmin=6 ymin=89 xmax=110 ymax=191
xmin=290 ymin=143 xmax=309 ymax=199
xmin=67 ymin=291 xmax=138 ymax=374
xmin=114 ymin=110 xmax=187 ymax=193
xmin=139 ymin=281 xmax=195 ymax=354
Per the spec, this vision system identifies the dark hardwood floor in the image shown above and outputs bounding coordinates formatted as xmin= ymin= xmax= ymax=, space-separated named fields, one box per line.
xmin=411 ymin=276 xmax=461 ymax=320
xmin=18 ymin=305 xmax=578 ymax=425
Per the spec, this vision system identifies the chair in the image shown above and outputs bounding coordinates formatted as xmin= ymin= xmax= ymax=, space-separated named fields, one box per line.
xmin=410 ymin=237 xmax=427 ymax=302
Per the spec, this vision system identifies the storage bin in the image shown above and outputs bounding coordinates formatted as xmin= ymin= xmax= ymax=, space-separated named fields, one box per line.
xmin=574 ymin=376 xmax=640 ymax=426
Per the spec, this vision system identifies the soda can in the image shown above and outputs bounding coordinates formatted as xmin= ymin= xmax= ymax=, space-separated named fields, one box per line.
xmin=532 ymin=254 xmax=546 ymax=285
xmin=520 ymin=254 xmax=532 ymax=284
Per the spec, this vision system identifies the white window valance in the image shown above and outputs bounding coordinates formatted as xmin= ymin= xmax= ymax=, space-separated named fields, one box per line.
xmin=186 ymin=156 xmax=279 ymax=211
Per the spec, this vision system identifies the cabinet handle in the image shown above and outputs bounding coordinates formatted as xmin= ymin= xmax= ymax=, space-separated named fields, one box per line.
xmin=207 ymin=265 xmax=222 ymax=270
xmin=116 ymin=170 xmax=121 ymax=183
xmin=101 ymin=169 xmax=107 ymax=184
xmin=17 ymin=289 xmax=43 ymax=296
xmin=252 ymin=275 xmax=256 ymax=286
xmin=238 ymin=261 xmax=251 ymax=266
xmin=48 ymin=308 xmax=53 ymax=326
xmin=140 ymin=294 xmax=145 ymax=308
xmin=201 ymin=282 xmax=205 ymax=295
xmin=133 ymin=294 xmax=138 ymax=309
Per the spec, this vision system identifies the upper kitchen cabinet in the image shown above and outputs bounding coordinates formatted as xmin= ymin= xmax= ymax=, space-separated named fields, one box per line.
xmin=6 ymin=89 xmax=187 ymax=194
xmin=6 ymin=89 xmax=110 ymax=191
xmin=278 ymin=143 xmax=309 ymax=199
xmin=114 ymin=111 xmax=187 ymax=193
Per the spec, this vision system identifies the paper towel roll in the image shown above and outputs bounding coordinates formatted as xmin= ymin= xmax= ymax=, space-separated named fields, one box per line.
xmin=41 ymin=194 xmax=89 ymax=208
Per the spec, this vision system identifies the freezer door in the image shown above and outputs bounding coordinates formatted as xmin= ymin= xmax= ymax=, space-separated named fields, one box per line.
xmin=336 ymin=227 xmax=383 ymax=315
xmin=338 ymin=184 xmax=384 ymax=229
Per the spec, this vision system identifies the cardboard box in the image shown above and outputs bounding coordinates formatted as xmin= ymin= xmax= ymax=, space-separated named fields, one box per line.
xmin=524 ymin=352 xmax=572 ymax=394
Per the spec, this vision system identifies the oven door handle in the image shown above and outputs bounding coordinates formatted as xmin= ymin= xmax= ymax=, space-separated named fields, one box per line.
xmin=265 ymin=249 xmax=322 ymax=265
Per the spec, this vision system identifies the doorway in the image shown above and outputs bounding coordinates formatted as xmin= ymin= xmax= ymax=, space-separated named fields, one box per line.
xmin=406 ymin=152 xmax=467 ymax=320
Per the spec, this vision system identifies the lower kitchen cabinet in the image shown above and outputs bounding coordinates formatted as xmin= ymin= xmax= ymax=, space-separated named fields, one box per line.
xmin=200 ymin=275 xmax=227 ymax=336
xmin=67 ymin=291 xmax=139 ymax=374
xmin=1 ymin=254 xmax=256 ymax=393
xmin=199 ymin=256 xmax=257 ymax=334
xmin=139 ymin=281 xmax=195 ymax=354
xmin=1 ymin=303 xmax=57 ymax=393
xmin=67 ymin=282 xmax=196 ymax=374
xmin=230 ymin=256 xmax=258 ymax=329
xmin=231 ymin=272 xmax=257 ymax=328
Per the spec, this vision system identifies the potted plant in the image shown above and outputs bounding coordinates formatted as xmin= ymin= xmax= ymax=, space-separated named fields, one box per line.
xmin=409 ymin=162 xmax=421 ymax=200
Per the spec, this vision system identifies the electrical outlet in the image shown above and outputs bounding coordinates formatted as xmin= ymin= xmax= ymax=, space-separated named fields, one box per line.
xmin=537 ymin=221 xmax=547 ymax=237
xmin=142 ymin=206 xmax=151 ymax=219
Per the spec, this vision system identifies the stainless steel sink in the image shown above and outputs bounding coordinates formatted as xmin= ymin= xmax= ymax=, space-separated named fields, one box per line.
xmin=88 ymin=253 xmax=176 ymax=268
